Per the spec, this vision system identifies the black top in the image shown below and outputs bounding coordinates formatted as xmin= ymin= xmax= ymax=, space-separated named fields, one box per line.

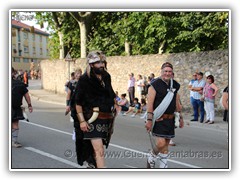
xmin=151 ymin=78 xmax=180 ymax=114
xmin=68 ymin=80 xmax=78 ymax=108
xmin=75 ymin=71 xmax=115 ymax=113
xmin=12 ymin=79 xmax=28 ymax=108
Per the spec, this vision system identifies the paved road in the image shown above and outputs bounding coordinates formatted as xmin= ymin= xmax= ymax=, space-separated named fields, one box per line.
xmin=11 ymin=80 xmax=229 ymax=169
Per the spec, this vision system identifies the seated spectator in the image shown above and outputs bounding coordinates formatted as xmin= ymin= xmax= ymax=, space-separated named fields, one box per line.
xmin=116 ymin=93 xmax=129 ymax=114
xmin=140 ymin=98 xmax=147 ymax=113
xmin=115 ymin=91 xmax=121 ymax=102
xmin=123 ymin=98 xmax=141 ymax=117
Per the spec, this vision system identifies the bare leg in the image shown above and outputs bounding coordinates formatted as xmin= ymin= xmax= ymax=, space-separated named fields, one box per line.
xmin=156 ymin=137 xmax=170 ymax=168
xmin=91 ymin=138 xmax=105 ymax=168
xmin=12 ymin=121 xmax=22 ymax=147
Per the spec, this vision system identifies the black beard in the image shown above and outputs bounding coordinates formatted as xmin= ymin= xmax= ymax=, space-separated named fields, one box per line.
xmin=92 ymin=67 xmax=105 ymax=75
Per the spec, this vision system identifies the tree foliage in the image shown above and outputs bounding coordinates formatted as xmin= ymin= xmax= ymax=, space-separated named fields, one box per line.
xmin=30 ymin=11 xmax=228 ymax=59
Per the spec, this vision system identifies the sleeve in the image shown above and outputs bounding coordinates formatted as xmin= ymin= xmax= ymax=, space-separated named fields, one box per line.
xmin=20 ymin=82 xmax=28 ymax=95
xmin=150 ymin=79 xmax=158 ymax=91
xmin=200 ymin=80 xmax=206 ymax=87
xmin=189 ymin=80 xmax=193 ymax=85
xmin=223 ymin=86 xmax=228 ymax=93
xmin=176 ymin=81 xmax=180 ymax=93
xmin=68 ymin=82 xmax=73 ymax=92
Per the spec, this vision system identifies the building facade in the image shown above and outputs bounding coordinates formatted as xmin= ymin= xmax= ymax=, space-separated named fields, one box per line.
xmin=11 ymin=19 xmax=50 ymax=71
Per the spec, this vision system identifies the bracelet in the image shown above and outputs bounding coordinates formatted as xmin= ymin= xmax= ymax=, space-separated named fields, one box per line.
xmin=28 ymin=103 xmax=32 ymax=107
xmin=147 ymin=118 xmax=153 ymax=121
xmin=80 ymin=120 xmax=86 ymax=124
xmin=66 ymin=100 xmax=70 ymax=106
xmin=147 ymin=112 xmax=154 ymax=115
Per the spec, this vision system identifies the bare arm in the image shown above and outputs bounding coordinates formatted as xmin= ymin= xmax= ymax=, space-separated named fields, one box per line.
xmin=76 ymin=104 xmax=89 ymax=132
xmin=211 ymin=83 xmax=219 ymax=97
xmin=24 ymin=92 xmax=33 ymax=113
xmin=191 ymin=87 xmax=203 ymax=92
xmin=145 ymin=86 xmax=156 ymax=132
xmin=188 ymin=84 xmax=192 ymax=90
xmin=222 ymin=92 xmax=228 ymax=110
xmin=66 ymin=88 xmax=71 ymax=101
xmin=147 ymin=86 xmax=156 ymax=114
xmin=176 ymin=93 xmax=182 ymax=112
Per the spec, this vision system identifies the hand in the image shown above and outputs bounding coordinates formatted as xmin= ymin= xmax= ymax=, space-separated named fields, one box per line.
xmin=66 ymin=106 xmax=71 ymax=113
xmin=179 ymin=118 xmax=184 ymax=128
xmin=80 ymin=121 xmax=90 ymax=132
xmin=145 ymin=120 xmax=152 ymax=133
xmin=28 ymin=106 xmax=33 ymax=113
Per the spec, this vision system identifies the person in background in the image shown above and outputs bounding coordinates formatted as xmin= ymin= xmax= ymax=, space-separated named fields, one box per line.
xmin=222 ymin=86 xmax=229 ymax=122
xmin=203 ymin=75 xmax=218 ymax=124
xmin=123 ymin=98 xmax=141 ymax=117
xmin=188 ymin=73 xmax=197 ymax=116
xmin=136 ymin=74 xmax=145 ymax=100
xmin=65 ymin=72 xmax=75 ymax=94
xmin=190 ymin=72 xmax=206 ymax=123
xmin=116 ymin=93 xmax=129 ymax=114
xmin=23 ymin=70 xmax=29 ymax=87
xmin=127 ymin=73 xmax=135 ymax=106
xmin=115 ymin=91 xmax=121 ymax=103
xmin=12 ymin=67 xmax=33 ymax=148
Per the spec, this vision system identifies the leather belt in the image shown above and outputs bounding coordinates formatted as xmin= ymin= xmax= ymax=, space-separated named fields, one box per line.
xmin=156 ymin=114 xmax=175 ymax=122
xmin=98 ymin=112 xmax=114 ymax=120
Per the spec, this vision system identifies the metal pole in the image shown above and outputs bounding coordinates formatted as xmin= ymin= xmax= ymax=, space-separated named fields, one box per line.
xmin=68 ymin=61 xmax=70 ymax=80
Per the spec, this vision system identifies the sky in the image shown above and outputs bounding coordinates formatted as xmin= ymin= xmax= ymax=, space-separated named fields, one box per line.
xmin=12 ymin=12 xmax=50 ymax=33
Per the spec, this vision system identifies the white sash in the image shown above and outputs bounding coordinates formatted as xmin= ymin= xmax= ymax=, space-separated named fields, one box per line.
xmin=152 ymin=78 xmax=175 ymax=129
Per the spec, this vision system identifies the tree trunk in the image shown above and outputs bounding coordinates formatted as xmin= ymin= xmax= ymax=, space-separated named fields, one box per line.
xmin=79 ymin=21 xmax=87 ymax=58
xmin=158 ymin=41 xmax=165 ymax=54
xmin=58 ymin=31 xmax=64 ymax=59
xmin=125 ymin=41 xmax=131 ymax=56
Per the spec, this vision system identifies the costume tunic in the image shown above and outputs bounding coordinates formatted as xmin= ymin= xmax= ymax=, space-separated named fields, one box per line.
xmin=150 ymin=78 xmax=180 ymax=139
xmin=74 ymin=70 xmax=115 ymax=166
xmin=12 ymin=79 xmax=28 ymax=122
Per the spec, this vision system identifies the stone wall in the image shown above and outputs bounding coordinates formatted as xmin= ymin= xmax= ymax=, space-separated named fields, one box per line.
xmin=41 ymin=49 xmax=229 ymax=112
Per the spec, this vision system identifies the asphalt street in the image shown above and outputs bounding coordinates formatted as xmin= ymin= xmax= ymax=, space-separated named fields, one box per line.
xmin=11 ymin=80 xmax=229 ymax=170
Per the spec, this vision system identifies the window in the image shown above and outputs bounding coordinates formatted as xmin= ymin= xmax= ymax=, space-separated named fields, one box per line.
xmin=12 ymin=44 xmax=17 ymax=54
xmin=23 ymin=58 xmax=29 ymax=63
xmin=24 ymin=32 xmax=28 ymax=39
xmin=39 ymin=36 xmax=42 ymax=42
xmin=40 ymin=48 xmax=43 ymax=55
xmin=24 ymin=46 xmax=29 ymax=53
xmin=13 ymin=58 xmax=20 ymax=62
xmin=32 ymin=34 xmax=35 ymax=41
xmin=33 ymin=47 xmax=36 ymax=54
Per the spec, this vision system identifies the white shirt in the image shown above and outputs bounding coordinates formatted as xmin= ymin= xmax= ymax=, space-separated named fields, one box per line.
xmin=136 ymin=79 xmax=144 ymax=92
xmin=192 ymin=79 xmax=206 ymax=100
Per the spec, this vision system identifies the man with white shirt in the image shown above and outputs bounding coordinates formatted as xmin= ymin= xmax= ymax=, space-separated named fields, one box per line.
xmin=188 ymin=73 xmax=197 ymax=115
xmin=127 ymin=73 xmax=135 ymax=106
xmin=190 ymin=72 xmax=206 ymax=123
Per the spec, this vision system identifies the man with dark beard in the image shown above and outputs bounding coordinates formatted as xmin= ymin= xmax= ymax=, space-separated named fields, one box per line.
xmin=74 ymin=51 xmax=116 ymax=168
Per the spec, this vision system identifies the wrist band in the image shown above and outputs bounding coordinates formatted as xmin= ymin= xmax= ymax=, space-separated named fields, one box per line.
xmin=147 ymin=112 xmax=154 ymax=115
xmin=28 ymin=103 xmax=32 ymax=107
xmin=147 ymin=118 xmax=153 ymax=121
